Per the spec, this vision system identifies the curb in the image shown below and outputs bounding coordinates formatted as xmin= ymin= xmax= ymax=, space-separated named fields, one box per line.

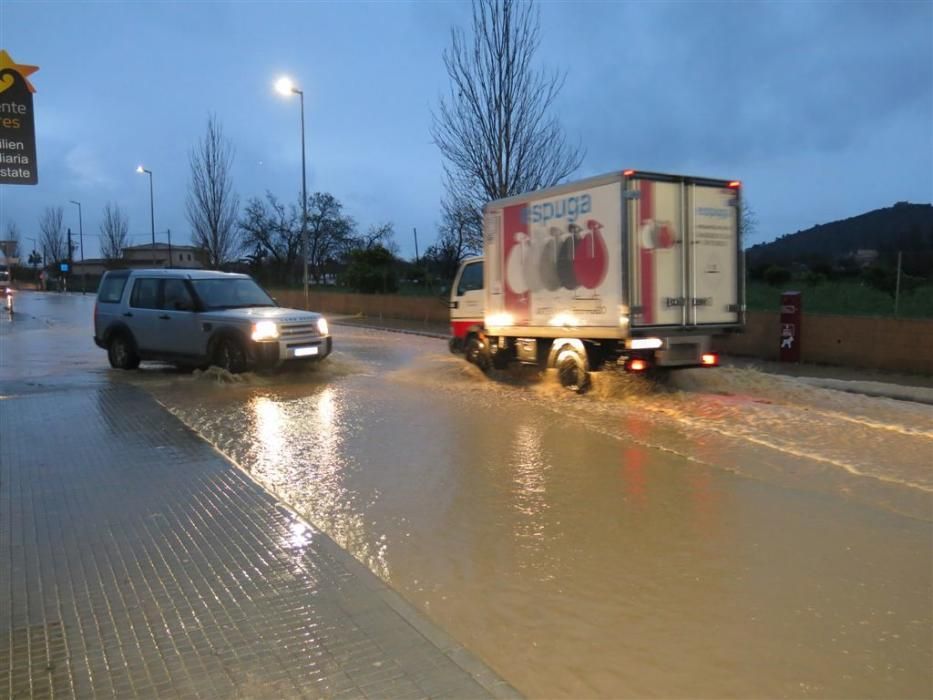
xmin=332 ymin=319 xmax=932 ymax=406
xmin=332 ymin=318 xmax=447 ymax=340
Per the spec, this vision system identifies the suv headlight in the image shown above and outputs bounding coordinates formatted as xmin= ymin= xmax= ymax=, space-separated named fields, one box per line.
xmin=251 ymin=320 xmax=279 ymax=341
xmin=317 ymin=317 xmax=329 ymax=336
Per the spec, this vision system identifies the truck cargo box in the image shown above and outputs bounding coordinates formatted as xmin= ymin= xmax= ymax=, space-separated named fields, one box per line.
xmin=482 ymin=170 xmax=743 ymax=339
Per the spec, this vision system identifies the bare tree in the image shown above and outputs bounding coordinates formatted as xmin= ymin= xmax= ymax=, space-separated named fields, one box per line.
xmin=444 ymin=196 xmax=482 ymax=256
xmin=346 ymin=222 xmax=398 ymax=256
xmin=186 ymin=114 xmax=240 ymax=268
xmin=424 ymin=201 xmax=477 ymax=282
xmin=39 ymin=206 xmax=66 ymax=262
xmin=3 ymin=220 xmax=20 ymax=258
xmin=432 ymin=0 xmax=583 ymax=229
xmin=305 ymin=192 xmax=355 ymax=284
xmin=239 ymin=192 xmax=302 ymax=281
xmin=100 ymin=202 xmax=129 ymax=261
xmin=740 ymin=198 xmax=758 ymax=245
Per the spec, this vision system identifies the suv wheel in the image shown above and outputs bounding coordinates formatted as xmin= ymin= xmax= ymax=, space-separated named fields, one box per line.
xmin=108 ymin=332 xmax=141 ymax=370
xmin=213 ymin=337 xmax=248 ymax=374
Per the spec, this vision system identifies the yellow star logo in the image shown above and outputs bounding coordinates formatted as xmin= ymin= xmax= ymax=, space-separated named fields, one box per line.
xmin=0 ymin=50 xmax=39 ymax=93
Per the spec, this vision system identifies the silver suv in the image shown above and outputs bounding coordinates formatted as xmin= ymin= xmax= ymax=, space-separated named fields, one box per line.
xmin=94 ymin=269 xmax=331 ymax=372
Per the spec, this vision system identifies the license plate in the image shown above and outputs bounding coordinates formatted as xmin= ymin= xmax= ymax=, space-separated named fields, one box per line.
xmin=294 ymin=346 xmax=318 ymax=357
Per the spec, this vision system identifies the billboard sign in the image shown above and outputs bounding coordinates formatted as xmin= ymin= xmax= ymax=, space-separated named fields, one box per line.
xmin=0 ymin=50 xmax=39 ymax=185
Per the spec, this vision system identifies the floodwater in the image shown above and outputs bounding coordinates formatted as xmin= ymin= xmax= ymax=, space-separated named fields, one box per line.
xmin=4 ymin=292 xmax=932 ymax=698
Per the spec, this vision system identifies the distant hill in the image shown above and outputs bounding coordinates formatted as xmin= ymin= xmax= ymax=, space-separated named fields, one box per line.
xmin=746 ymin=202 xmax=933 ymax=275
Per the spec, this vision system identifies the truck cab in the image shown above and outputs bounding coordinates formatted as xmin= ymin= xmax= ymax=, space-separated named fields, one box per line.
xmin=448 ymin=256 xmax=484 ymax=353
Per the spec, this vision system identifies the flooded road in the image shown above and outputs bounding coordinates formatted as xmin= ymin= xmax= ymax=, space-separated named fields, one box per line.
xmin=4 ymin=292 xmax=932 ymax=698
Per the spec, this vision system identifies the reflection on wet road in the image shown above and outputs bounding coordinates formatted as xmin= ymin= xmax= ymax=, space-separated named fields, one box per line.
xmin=5 ymin=292 xmax=932 ymax=698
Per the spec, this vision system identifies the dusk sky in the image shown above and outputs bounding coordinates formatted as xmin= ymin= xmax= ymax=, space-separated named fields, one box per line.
xmin=2 ymin=0 xmax=931 ymax=261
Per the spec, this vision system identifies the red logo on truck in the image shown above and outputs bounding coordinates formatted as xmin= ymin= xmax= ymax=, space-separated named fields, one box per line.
xmin=503 ymin=203 xmax=530 ymax=324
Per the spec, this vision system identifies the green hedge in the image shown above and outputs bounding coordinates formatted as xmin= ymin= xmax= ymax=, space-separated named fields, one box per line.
xmin=746 ymin=280 xmax=933 ymax=318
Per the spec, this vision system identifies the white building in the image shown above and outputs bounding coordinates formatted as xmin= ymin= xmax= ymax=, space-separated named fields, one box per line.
xmin=122 ymin=243 xmax=207 ymax=269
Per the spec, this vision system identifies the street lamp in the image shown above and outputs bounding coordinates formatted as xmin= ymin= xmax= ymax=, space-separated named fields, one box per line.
xmin=275 ymin=75 xmax=309 ymax=309
xmin=69 ymin=200 xmax=86 ymax=293
xmin=136 ymin=165 xmax=155 ymax=250
xmin=68 ymin=200 xmax=84 ymax=261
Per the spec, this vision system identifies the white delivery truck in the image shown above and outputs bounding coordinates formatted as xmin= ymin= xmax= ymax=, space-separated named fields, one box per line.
xmin=449 ymin=169 xmax=744 ymax=390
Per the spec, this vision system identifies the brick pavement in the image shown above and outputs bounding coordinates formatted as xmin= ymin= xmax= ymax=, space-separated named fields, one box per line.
xmin=0 ymin=380 xmax=518 ymax=699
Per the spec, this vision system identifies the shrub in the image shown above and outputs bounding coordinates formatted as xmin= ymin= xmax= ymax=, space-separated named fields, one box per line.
xmin=862 ymin=265 xmax=895 ymax=297
xmin=342 ymin=245 xmax=399 ymax=294
xmin=803 ymin=271 xmax=828 ymax=286
xmin=763 ymin=265 xmax=792 ymax=287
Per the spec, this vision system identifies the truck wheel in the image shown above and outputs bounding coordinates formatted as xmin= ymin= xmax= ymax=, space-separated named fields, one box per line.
xmin=491 ymin=347 xmax=511 ymax=370
xmin=108 ymin=332 xmax=140 ymax=370
xmin=213 ymin=337 xmax=248 ymax=374
xmin=556 ymin=346 xmax=589 ymax=393
xmin=465 ymin=337 xmax=491 ymax=374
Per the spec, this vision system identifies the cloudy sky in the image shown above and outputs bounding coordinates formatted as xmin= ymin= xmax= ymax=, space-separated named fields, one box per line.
xmin=2 ymin=0 xmax=931 ymax=260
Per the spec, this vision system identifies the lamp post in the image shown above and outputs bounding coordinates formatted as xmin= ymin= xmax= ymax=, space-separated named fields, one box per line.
xmin=275 ymin=76 xmax=309 ymax=309
xmin=68 ymin=200 xmax=84 ymax=261
xmin=136 ymin=165 xmax=156 ymax=252
xmin=69 ymin=200 xmax=86 ymax=293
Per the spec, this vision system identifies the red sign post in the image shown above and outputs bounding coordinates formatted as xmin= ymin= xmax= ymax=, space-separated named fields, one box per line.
xmin=779 ymin=291 xmax=802 ymax=362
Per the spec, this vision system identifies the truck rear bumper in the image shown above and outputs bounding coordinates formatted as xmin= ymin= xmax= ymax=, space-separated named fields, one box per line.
xmin=651 ymin=335 xmax=712 ymax=367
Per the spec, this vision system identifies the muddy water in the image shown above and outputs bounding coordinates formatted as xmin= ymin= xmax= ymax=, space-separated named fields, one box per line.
xmin=6 ymin=295 xmax=930 ymax=698
xmin=125 ymin=326 xmax=933 ymax=699
xmin=0 ymin=292 xmax=107 ymax=391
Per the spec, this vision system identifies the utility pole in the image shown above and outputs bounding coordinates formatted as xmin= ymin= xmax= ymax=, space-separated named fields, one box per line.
xmin=78 ymin=202 xmax=85 ymax=293
xmin=69 ymin=200 xmax=84 ymax=262
xmin=167 ymin=229 xmax=173 ymax=268
xmin=66 ymin=228 xmax=73 ymax=293
xmin=894 ymin=251 xmax=902 ymax=317
xmin=413 ymin=227 xmax=419 ymax=264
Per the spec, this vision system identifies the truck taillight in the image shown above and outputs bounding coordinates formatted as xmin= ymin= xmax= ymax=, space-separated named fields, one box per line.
xmin=627 ymin=358 xmax=648 ymax=372
xmin=701 ymin=353 xmax=719 ymax=366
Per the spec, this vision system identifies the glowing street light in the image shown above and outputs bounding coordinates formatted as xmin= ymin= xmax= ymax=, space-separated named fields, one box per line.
xmin=136 ymin=165 xmax=155 ymax=248
xmin=274 ymin=76 xmax=295 ymax=96
xmin=274 ymin=74 xmax=309 ymax=309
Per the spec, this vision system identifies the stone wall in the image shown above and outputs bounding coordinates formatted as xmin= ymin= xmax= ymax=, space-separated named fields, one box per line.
xmin=271 ymin=289 xmax=933 ymax=375
xmin=713 ymin=311 xmax=933 ymax=375
xmin=272 ymin=289 xmax=450 ymax=323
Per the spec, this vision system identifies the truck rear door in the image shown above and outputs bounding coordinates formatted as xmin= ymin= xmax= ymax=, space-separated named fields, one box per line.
xmin=625 ymin=173 xmax=741 ymax=329
xmin=688 ymin=181 xmax=741 ymax=326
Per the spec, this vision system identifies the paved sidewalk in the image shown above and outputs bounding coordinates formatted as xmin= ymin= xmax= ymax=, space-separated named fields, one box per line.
xmin=0 ymin=380 xmax=518 ymax=699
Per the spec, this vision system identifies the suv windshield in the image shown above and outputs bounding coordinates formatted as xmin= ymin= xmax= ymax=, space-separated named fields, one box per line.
xmin=98 ymin=273 xmax=128 ymax=303
xmin=190 ymin=278 xmax=276 ymax=310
